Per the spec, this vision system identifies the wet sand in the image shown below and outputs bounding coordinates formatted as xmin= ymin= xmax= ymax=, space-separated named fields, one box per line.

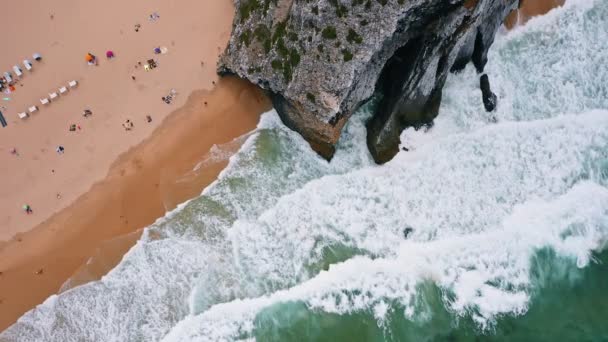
xmin=505 ymin=0 xmax=565 ymax=28
xmin=0 ymin=77 xmax=271 ymax=330
xmin=0 ymin=0 xmax=273 ymax=329
xmin=0 ymin=0 xmax=564 ymax=333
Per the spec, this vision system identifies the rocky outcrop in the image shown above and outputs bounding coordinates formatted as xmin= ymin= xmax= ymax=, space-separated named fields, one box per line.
xmin=480 ymin=74 xmax=497 ymax=112
xmin=219 ymin=0 xmax=518 ymax=163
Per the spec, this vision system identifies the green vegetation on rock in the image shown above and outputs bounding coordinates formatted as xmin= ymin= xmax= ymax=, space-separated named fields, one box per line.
xmin=240 ymin=29 xmax=252 ymax=47
xmin=328 ymin=0 xmax=349 ymax=17
xmin=306 ymin=92 xmax=316 ymax=103
xmin=271 ymin=59 xmax=283 ymax=70
xmin=239 ymin=0 xmax=278 ymax=22
xmin=346 ymin=28 xmax=363 ymax=44
xmin=341 ymin=49 xmax=354 ymax=61
xmin=322 ymin=26 xmax=338 ymax=39
xmin=289 ymin=49 xmax=301 ymax=66
xmin=272 ymin=21 xmax=287 ymax=43
xmin=254 ymin=24 xmax=272 ymax=52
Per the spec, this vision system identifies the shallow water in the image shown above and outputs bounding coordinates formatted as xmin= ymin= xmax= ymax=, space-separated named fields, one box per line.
xmin=1 ymin=0 xmax=607 ymax=341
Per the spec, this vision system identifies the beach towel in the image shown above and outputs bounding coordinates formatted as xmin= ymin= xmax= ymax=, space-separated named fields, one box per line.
xmin=0 ymin=110 xmax=7 ymax=127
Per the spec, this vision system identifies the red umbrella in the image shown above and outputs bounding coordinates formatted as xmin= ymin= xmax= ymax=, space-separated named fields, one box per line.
xmin=106 ymin=50 xmax=115 ymax=58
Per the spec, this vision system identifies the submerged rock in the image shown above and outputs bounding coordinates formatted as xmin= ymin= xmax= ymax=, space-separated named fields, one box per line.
xmin=219 ymin=0 xmax=518 ymax=163
xmin=480 ymin=73 xmax=497 ymax=112
xmin=403 ymin=227 xmax=414 ymax=239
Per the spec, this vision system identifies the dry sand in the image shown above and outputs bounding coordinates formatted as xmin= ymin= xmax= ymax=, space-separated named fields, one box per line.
xmin=0 ymin=77 xmax=270 ymax=330
xmin=0 ymin=0 xmax=271 ymax=331
xmin=0 ymin=0 xmax=564 ymax=333
xmin=0 ymin=0 xmax=236 ymax=240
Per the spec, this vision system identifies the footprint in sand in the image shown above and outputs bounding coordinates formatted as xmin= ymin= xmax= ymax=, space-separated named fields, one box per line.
xmin=132 ymin=158 xmax=144 ymax=170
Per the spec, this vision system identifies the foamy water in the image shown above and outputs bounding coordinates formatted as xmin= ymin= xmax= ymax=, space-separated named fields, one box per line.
xmin=2 ymin=0 xmax=607 ymax=341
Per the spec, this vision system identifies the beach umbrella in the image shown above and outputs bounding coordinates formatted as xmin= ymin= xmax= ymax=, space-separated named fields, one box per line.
xmin=106 ymin=50 xmax=115 ymax=58
xmin=85 ymin=54 xmax=94 ymax=62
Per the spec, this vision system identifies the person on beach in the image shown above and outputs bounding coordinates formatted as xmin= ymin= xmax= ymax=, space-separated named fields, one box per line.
xmin=10 ymin=147 xmax=18 ymax=156
xmin=86 ymin=53 xmax=97 ymax=66
xmin=123 ymin=119 xmax=134 ymax=131
xmin=83 ymin=109 xmax=92 ymax=118
xmin=148 ymin=12 xmax=160 ymax=21
xmin=56 ymin=145 xmax=65 ymax=154
xmin=23 ymin=204 xmax=33 ymax=214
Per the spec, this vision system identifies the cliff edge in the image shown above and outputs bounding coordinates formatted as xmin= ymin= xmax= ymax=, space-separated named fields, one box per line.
xmin=219 ymin=0 xmax=518 ymax=163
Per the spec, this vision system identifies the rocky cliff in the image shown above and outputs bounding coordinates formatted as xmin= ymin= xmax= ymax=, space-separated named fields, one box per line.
xmin=219 ymin=0 xmax=518 ymax=163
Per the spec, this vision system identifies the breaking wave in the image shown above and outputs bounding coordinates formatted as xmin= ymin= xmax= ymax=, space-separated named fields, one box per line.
xmin=1 ymin=0 xmax=607 ymax=341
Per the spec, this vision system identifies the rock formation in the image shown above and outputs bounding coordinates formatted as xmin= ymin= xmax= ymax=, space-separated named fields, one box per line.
xmin=219 ymin=0 xmax=519 ymax=163
xmin=480 ymin=74 xmax=497 ymax=112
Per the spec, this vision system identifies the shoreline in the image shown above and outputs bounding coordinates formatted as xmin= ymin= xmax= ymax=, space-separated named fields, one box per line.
xmin=0 ymin=0 xmax=565 ymax=333
xmin=0 ymin=77 xmax=270 ymax=330
xmin=0 ymin=0 xmax=264 ymax=330
xmin=505 ymin=0 xmax=565 ymax=28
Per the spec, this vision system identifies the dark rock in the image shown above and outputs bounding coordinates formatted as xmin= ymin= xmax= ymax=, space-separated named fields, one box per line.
xmin=219 ymin=0 xmax=518 ymax=163
xmin=403 ymin=227 xmax=414 ymax=239
xmin=480 ymin=74 xmax=497 ymax=112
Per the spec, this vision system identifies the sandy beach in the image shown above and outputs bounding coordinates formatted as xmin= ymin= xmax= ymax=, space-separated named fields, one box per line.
xmin=0 ymin=0 xmax=238 ymax=240
xmin=505 ymin=0 xmax=565 ymax=28
xmin=0 ymin=0 xmax=563 ymax=333
xmin=0 ymin=0 xmax=270 ymax=331
xmin=0 ymin=78 xmax=270 ymax=330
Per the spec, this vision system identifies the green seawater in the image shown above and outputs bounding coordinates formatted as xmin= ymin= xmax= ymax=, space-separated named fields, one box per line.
xmin=253 ymin=249 xmax=608 ymax=342
xmin=2 ymin=1 xmax=608 ymax=341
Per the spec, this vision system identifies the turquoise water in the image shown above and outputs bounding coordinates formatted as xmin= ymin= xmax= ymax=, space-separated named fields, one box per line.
xmin=252 ymin=249 xmax=608 ymax=342
xmin=1 ymin=0 xmax=607 ymax=341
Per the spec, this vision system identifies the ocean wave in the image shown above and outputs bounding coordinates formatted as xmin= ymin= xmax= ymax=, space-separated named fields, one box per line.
xmin=2 ymin=0 xmax=607 ymax=341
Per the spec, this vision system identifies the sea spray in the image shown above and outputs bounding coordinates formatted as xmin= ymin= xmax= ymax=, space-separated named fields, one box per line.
xmin=2 ymin=0 xmax=607 ymax=341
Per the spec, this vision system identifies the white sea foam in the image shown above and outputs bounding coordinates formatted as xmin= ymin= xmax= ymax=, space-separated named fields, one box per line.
xmin=1 ymin=0 xmax=606 ymax=341
xmin=423 ymin=0 xmax=607 ymax=138
xmin=162 ymin=177 xmax=608 ymax=341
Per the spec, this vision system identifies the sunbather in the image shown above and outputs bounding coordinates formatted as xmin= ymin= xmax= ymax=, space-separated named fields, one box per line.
xmin=23 ymin=204 xmax=33 ymax=214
